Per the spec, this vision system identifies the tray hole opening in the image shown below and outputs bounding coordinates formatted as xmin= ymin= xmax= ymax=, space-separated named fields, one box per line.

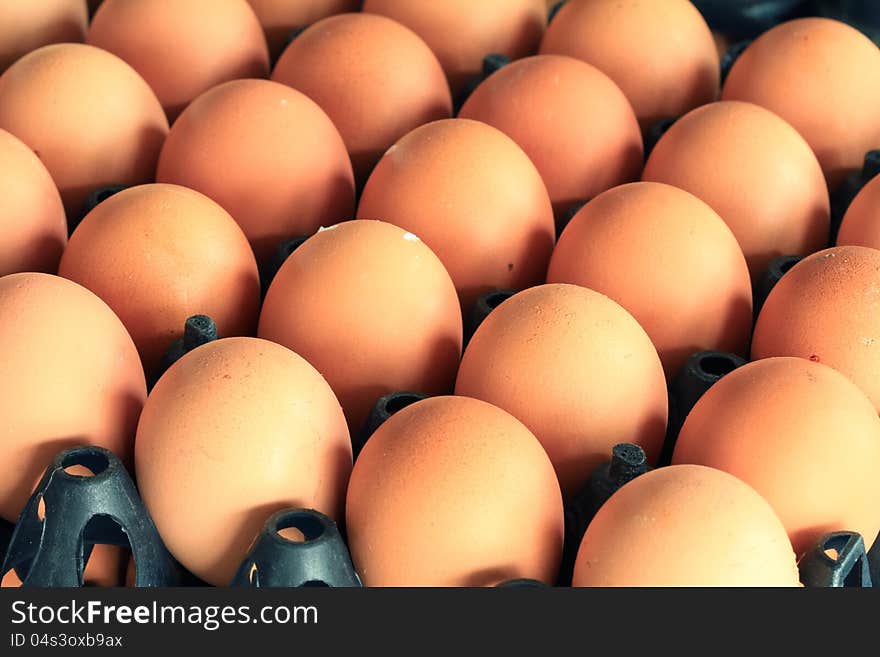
xmin=249 ymin=562 xmax=259 ymax=586
xmin=275 ymin=512 xmax=325 ymax=543
xmin=698 ymin=354 xmax=738 ymax=378
xmin=383 ymin=393 xmax=422 ymax=416
xmin=302 ymin=579 xmax=330 ymax=587
xmin=80 ymin=515 xmax=131 ymax=587
xmin=61 ymin=450 xmax=109 ymax=477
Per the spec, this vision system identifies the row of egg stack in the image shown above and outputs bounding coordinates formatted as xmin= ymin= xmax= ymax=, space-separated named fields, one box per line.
xmin=1 ymin=0 xmax=879 ymax=588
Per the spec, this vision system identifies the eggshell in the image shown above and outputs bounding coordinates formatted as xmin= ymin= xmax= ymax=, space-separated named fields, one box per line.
xmin=722 ymin=18 xmax=880 ymax=190
xmin=135 ymin=337 xmax=352 ymax=586
xmin=346 ymin=395 xmax=563 ymax=586
xmin=357 ymin=119 xmax=555 ymax=310
xmin=58 ymin=184 xmax=261 ymax=379
xmin=0 ymin=129 xmax=67 ymax=275
xmin=459 ymin=55 xmax=643 ymax=220
xmin=837 ymin=174 xmax=880 ymax=249
xmin=540 ymin=0 xmax=719 ymax=131
xmin=455 ymin=284 xmax=668 ymax=497
xmin=156 ymin=79 xmax=354 ymax=265
xmin=0 ymin=0 xmax=88 ymax=72
xmin=88 ymin=0 xmax=270 ymax=121
xmin=0 ymin=43 xmax=168 ymax=218
xmin=547 ymin=182 xmax=752 ymax=378
xmin=258 ymin=220 xmax=462 ymax=431
xmin=752 ymin=246 xmax=880 ymax=412
xmin=271 ymin=13 xmax=451 ymax=186
xmin=0 ymin=273 xmax=146 ymax=522
xmin=82 ymin=544 xmax=129 ymax=587
xmin=362 ymin=0 xmax=547 ymax=96
xmin=642 ymin=101 xmax=830 ymax=278
xmin=572 ymin=465 xmax=801 ymax=586
xmin=246 ymin=0 xmax=360 ymax=59
xmin=673 ymin=357 xmax=880 ymax=556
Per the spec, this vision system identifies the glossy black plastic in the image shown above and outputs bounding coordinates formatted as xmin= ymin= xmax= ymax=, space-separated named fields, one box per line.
xmin=463 ymin=289 xmax=517 ymax=347
xmin=830 ymin=150 xmax=880 ymax=244
xmin=799 ymin=531 xmax=872 ymax=588
xmin=643 ymin=116 xmax=678 ymax=160
xmin=753 ymin=255 xmax=802 ymax=320
xmin=455 ymin=53 xmax=511 ymax=114
xmin=354 ymin=391 xmax=428 ymax=460
xmin=74 ymin=184 xmax=128 ymax=235
xmin=557 ymin=444 xmax=651 ymax=586
xmin=231 ymin=509 xmax=360 ymax=588
xmin=692 ymin=0 xmax=807 ymax=39
xmin=661 ymin=351 xmax=746 ymax=466
xmin=719 ymin=39 xmax=752 ymax=85
xmin=262 ymin=235 xmax=310 ymax=295
xmin=1 ymin=446 xmax=178 ymax=587
xmin=153 ymin=314 xmax=218 ymax=388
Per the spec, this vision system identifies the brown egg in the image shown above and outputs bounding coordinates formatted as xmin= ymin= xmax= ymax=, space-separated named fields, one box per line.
xmin=722 ymin=18 xmax=880 ymax=190
xmin=357 ymin=119 xmax=555 ymax=310
xmin=572 ymin=465 xmax=800 ymax=586
xmin=58 ymin=184 xmax=261 ymax=379
xmin=837 ymin=175 xmax=880 ymax=248
xmin=642 ymin=101 xmax=830 ymax=279
xmin=0 ymin=273 xmax=146 ymax=522
xmin=88 ymin=0 xmax=270 ymax=121
xmin=82 ymin=544 xmax=129 ymax=587
xmin=0 ymin=129 xmax=66 ymax=275
xmin=540 ymin=0 xmax=719 ymax=131
xmin=156 ymin=79 xmax=354 ymax=265
xmin=135 ymin=337 xmax=351 ymax=586
xmin=455 ymin=284 xmax=667 ymax=497
xmin=272 ymin=13 xmax=451 ymax=186
xmin=0 ymin=0 xmax=88 ymax=72
xmin=0 ymin=44 xmax=168 ymax=218
xmin=258 ymin=220 xmax=462 ymax=431
xmin=547 ymin=182 xmax=752 ymax=378
xmin=362 ymin=0 xmax=546 ymax=97
xmin=673 ymin=357 xmax=880 ymax=556
xmin=247 ymin=0 xmax=360 ymax=59
xmin=752 ymin=246 xmax=880 ymax=412
xmin=459 ymin=55 xmax=642 ymax=220
xmin=346 ymin=395 xmax=563 ymax=586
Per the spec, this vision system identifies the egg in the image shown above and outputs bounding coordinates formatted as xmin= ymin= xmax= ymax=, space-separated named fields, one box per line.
xmin=572 ymin=465 xmax=801 ymax=586
xmin=722 ymin=18 xmax=880 ymax=190
xmin=82 ymin=544 xmax=129 ymax=587
xmin=258 ymin=220 xmax=462 ymax=431
xmin=0 ymin=43 xmax=168 ymax=218
xmin=672 ymin=357 xmax=880 ymax=556
xmin=346 ymin=395 xmax=563 ymax=586
xmin=459 ymin=55 xmax=642 ymax=220
xmin=246 ymin=0 xmax=360 ymax=59
xmin=0 ymin=0 xmax=88 ymax=72
xmin=0 ymin=129 xmax=67 ymax=275
xmin=357 ymin=119 xmax=555 ymax=310
xmin=135 ymin=337 xmax=351 ymax=586
xmin=362 ymin=0 xmax=547 ymax=97
xmin=87 ymin=0 xmax=270 ymax=121
xmin=642 ymin=101 xmax=830 ymax=279
xmin=540 ymin=0 xmax=719 ymax=131
xmin=271 ymin=13 xmax=451 ymax=186
xmin=0 ymin=273 xmax=146 ymax=523
xmin=455 ymin=284 xmax=667 ymax=497
xmin=752 ymin=246 xmax=880 ymax=412
xmin=547 ymin=182 xmax=752 ymax=378
xmin=156 ymin=79 xmax=354 ymax=265
xmin=58 ymin=184 xmax=261 ymax=380
xmin=837 ymin=174 xmax=880 ymax=248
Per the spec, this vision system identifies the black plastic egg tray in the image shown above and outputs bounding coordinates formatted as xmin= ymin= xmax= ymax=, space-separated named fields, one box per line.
xmin=3 ymin=0 xmax=879 ymax=590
